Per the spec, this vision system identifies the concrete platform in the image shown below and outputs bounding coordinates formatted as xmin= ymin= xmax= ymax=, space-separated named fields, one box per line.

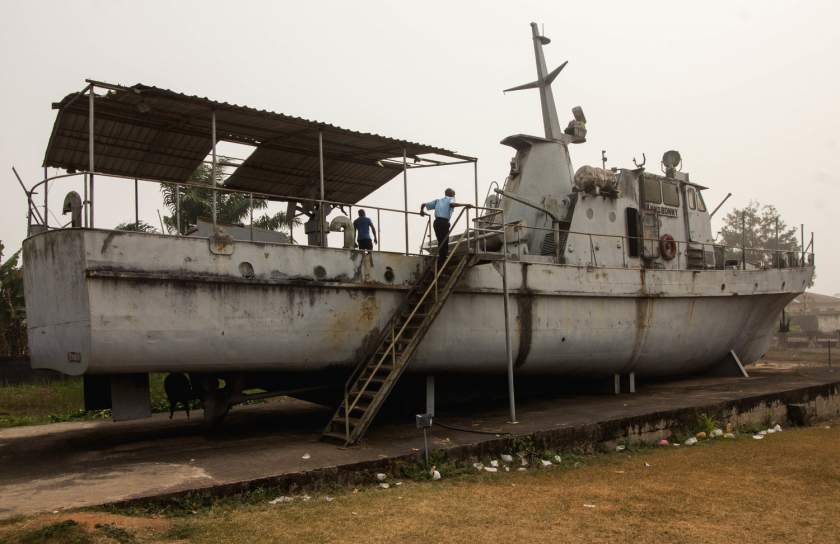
xmin=1 ymin=367 xmax=838 ymax=519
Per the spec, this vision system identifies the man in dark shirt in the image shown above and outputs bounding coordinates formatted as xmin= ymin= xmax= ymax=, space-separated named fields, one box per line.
xmin=353 ymin=209 xmax=377 ymax=251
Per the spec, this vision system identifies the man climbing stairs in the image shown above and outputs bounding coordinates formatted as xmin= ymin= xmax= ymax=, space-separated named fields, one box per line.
xmin=321 ymin=230 xmax=475 ymax=445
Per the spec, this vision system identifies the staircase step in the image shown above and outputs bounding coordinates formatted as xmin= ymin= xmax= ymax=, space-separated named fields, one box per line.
xmin=335 ymin=416 xmax=362 ymax=427
xmin=356 ymin=375 xmax=388 ymax=384
xmin=350 ymin=387 xmax=381 ymax=397
xmin=322 ymin=431 xmax=349 ymax=444
xmin=321 ymin=255 xmax=472 ymax=445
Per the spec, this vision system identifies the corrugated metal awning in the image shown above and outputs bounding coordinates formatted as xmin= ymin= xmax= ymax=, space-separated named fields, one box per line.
xmin=43 ymin=81 xmax=469 ymax=203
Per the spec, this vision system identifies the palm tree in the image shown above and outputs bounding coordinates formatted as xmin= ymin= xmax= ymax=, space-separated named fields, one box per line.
xmin=159 ymin=163 xmax=298 ymax=235
xmin=0 ymin=249 xmax=27 ymax=357
xmin=114 ymin=220 xmax=158 ymax=233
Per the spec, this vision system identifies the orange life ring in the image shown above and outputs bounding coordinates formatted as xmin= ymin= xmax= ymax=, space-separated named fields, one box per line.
xmin=659 ymin=234 xmax=677 ymax=260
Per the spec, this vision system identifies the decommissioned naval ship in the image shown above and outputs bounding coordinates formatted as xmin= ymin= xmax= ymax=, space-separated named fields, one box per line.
xmin=21 ymin=23 xmax=813 ymax=441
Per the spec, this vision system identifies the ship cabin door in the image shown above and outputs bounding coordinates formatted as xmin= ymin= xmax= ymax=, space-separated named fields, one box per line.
xmin=640 ymin=175 xmax=661 ymax=260
xmin=684 ymin=185 xmax=707 ymax=241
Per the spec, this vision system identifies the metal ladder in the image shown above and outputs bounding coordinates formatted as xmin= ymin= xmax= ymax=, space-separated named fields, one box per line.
xmin=321 ymin=212 xmax=475 ymax=445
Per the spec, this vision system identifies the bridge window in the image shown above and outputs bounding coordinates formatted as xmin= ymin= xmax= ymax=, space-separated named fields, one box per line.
xmin=662 ymin=181 xmax=680 ymax=207
xmin=697 ymin=190 xmax=707 ymax=211
xmin=687 ymin=187 xmax=696 ymax=210
xmin=625 ymin=207 xmax=640 ymax=257
xmin=644 ymin=177 xmax=662 ymax=204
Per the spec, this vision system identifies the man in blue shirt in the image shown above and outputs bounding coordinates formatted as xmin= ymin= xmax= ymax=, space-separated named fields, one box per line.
xmin=353 ymin=209 xmax=377 ymax=251
xmin=420 ymin=188 xmax=470 ymax=265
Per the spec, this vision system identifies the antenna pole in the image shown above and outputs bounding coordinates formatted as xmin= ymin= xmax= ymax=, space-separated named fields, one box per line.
xmin=530 ymin=22 xmax=562 ymax=139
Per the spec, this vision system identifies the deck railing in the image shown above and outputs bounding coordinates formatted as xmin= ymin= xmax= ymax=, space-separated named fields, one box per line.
xmin=23 ymin=170 xmax=815 ymax=272
xmin=464 ymin=219 xmax=815 ymax=272
xmin=23 ymin=170 xmax=440 ymax=257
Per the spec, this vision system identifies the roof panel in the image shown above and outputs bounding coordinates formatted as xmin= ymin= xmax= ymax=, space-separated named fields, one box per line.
xmin=43 ymin=81 xmax=469 ymax=203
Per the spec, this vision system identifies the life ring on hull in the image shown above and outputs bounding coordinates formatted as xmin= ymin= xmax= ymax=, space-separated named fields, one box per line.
xmin=659 ymin=234 xmax=677 ymax=261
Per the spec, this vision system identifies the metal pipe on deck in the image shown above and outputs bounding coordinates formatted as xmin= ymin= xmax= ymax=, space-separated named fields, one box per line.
xmin=501 ymin=210 xmax=517 ymax=424
xmin=211 ymin=111 xmax=218 ymax=228
xmin=403 ymin=148 xmax=409 ymax=255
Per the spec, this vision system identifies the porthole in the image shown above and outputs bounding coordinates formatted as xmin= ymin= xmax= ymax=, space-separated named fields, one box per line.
xmin=238 ymin=262 xmax=255 ymax=279
xmin=720 ymin=283 xmax=726 ymax=291
xmin=314 ymin=265 xmax=327 ymax=279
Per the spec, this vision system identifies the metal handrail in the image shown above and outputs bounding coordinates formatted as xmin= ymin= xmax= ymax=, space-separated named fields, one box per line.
xmin=483 ymin=221 xmax=815 ymax=268
xmin=28 ymin=170 xmax=431 ymax=221
xmin=341 ymin=206 xmax=474 ymax=421
xmin=27 ymin=170 xmax=815 ymax=269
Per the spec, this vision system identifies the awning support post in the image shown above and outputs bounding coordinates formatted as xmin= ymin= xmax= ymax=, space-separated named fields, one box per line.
xmin=473 ymin=159 xmax=479 ymax=208
xmin=211 ymin=110 xmax=218 ymax=229
xmin=319 ymin=129 xmax=326 ymax=247
xmin=88 ymin=85 xmax=95 ymax=228
xmin=83 ymin=173 xmax=89 ymax=228
xmin=403 ymin=147 xmax=409 ymax=255
xmin=43 ymin=167 xmax=48 ymax=229
xmin=134 ymin=179 xmax=139 ymax=230
xmin=175 ymin=184 xmax=181 ymax=235
xmin=800 ymin=223 xmax=804 ymax=266
xmin=249 ymin=193 xmax=254 ymax=241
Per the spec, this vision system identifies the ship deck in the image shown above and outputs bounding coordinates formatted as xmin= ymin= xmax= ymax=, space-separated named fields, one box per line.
xmin=1 ymin=363 xmax=838 ymax=518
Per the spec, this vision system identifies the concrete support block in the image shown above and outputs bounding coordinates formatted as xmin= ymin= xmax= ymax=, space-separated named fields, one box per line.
xmin=110 ymin=373 xmax=151 ymax=421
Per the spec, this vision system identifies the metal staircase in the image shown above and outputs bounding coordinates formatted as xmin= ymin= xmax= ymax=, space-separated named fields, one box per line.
xmin=321 ymin=211 xmax=475 ymax=445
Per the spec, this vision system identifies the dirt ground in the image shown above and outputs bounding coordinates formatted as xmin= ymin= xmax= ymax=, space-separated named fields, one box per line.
xmin=2 ymin=416 xmax=838 ymax=544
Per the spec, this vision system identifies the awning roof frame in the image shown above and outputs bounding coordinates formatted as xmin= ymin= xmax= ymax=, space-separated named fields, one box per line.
xmin=43 ymin=80 xmax=476 ymax=204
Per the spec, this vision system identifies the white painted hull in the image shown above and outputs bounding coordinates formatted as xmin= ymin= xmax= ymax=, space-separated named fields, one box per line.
xmin=23 ymin=230 xmax=812 ymax=378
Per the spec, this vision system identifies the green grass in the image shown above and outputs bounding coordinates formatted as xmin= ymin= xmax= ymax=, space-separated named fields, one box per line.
xmin=0 ymin=374 xmax=170 ymax=429
xmin=0 ymin=520 xmax=91 ymax=544
xmin=94 ymin=523 xmax=136 ymax=543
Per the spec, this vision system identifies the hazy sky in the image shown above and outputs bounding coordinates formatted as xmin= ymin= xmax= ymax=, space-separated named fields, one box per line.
xmin=1 ymin=1 xmax=838 ymax=294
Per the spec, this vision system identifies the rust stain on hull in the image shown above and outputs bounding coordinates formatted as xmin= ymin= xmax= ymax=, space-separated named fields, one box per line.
xmin=514 ymin=263 xmax=534 ymax=369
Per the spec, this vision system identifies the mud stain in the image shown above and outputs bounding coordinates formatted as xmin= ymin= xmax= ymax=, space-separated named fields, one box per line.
xmin=100 ymin=231 xmax=119 ymax=255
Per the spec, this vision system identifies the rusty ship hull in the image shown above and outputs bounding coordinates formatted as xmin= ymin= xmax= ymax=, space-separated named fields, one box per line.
xmin=24 ymin=229 xmax=810 ymax=379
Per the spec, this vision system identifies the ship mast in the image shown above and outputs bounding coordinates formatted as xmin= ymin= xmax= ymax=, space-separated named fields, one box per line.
xmin=504 ymin=22 xmax=567 ymax=140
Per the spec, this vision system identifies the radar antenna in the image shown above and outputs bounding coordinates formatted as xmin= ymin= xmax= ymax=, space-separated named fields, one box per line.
xmin=504 ymin=22 xmax=567 ymax=140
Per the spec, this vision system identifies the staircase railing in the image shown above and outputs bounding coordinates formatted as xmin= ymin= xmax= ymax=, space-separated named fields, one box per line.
xmin=344 ymin=206 xmax=469 ymax=414
xmin=336 ymin=206 xmax=474 ymax=438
